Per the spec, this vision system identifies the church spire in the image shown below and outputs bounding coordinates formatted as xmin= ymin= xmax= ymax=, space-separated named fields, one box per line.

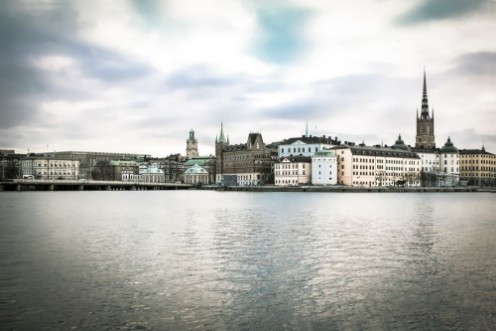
xmin=217 ymin=122 xmax=227 ymax=144
xmin=421 ymin=70 xmax=430 ymax=118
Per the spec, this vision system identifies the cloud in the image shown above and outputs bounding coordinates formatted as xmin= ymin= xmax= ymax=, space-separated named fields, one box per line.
xmin=131 ymin=0 xmax=167 ymax=28
xmin=0 ymin=1 xmax=156 ymax=130
xmin=396 ymin=0 xmax=486 ymax=25
xmin=251 ymin=1 xmax=312 ymax=64
xmin=447 ymin=129 xmax=496 ymax=150
xmin=452 ymin=51 xmax=496 ymax=76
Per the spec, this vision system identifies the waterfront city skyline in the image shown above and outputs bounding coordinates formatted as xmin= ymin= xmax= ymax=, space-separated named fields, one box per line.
xmin=0 ymin=0 xmax=495 ymax=157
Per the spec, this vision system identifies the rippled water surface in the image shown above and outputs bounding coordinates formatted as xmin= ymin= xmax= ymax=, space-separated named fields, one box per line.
xmin=1 ymin=191 xmax=495 ymax=330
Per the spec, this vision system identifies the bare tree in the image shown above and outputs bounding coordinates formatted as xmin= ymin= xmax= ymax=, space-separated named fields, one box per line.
xmin=92 ymin=160 xmax=112 ymax=180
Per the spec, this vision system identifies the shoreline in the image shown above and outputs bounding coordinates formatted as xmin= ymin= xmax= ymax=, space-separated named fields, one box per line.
xmin=1 ymin=179 xmax=494 ymax=193
xmin=202 ymin=185 xmax=494 ymax=193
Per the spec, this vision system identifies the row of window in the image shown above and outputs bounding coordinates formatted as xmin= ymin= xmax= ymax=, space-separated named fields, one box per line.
xmin=460 ymin=159 xmax=496 ymax=164
xmin=280 ymin=147 xmax=319 ymax=153
xmin=351 ymin=158 xmax=420 ymax=165
xmin=275 ymin=163 xmax=306 ymax=169
xmin=275 ymin=171 xmax=307 ymax=176
xmin=460 ymin=166 xmax=496 ymax=172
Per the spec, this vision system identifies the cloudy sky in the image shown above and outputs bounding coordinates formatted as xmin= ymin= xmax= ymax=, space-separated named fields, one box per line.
xmin=1 ymin=0 xmax=495 ymax=157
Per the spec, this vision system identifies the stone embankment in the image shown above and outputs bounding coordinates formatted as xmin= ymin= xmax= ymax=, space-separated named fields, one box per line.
xmin=204 ymin=185 xmax=491 ymax=193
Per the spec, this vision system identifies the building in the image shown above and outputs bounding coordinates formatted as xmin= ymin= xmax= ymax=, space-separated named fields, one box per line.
xmin=147 ymin=154 xmax=186 ymax=183
xmin=459 ymin=146 xmax=496 ymax=186
xmin=332 ymin=143 xmax=421 ymax=187
xmin=415 ymin=71 xmax=436 ymax=149
xmin=183 ymin=156 xmax=216 ymax=184
xmin=277 ymin=135 xmax=339 ymax=158
xmin=41 ymin=151 xmax=149 ymax=180
xmin=419 ymin=137 xmax=460 ymax=187
xmin=439 ymin=137 xmax=459 ymax=174
xmin=215 ymin=124 xmax=277 ymax=186
xmin=186 ymin=129 xmax=199 ymax=159
xmin=109 ymin=160 xmax=140 ymax=181
xmin=20 ymin=156 xmax=79 ymax=180
xmin=140 ymin=165 xmax=165 ymax=183
xmin=274 ymin=156 xmax=311 ymax=186
xmin=311 ymin=149 xmax=338 ymax=185
xmin=184 ymin=164 xmax=209 ymax=184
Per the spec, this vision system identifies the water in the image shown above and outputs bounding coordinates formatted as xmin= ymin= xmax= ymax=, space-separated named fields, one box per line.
xmin=1 ymin=191 xmax=495 ymax=330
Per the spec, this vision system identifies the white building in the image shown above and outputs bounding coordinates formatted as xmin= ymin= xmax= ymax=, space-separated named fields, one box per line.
xmin=140 ymin=165 xmax=165 ymax=183
xmin=332 ymin=143 xmax=422 ymax=187
xmin=184 ymin=164 xmax=209 ymax=184
xmin=311 ymin=150 xmax=338 ymax=185
xmin=274 ymin=156 xmax=311 ymax=186
xmin=278 ymin=135 xmax=338 ymax=158
xmin=20 ymin=157 xmax=79 ymax=180
xmin=416 ymin=151 xmax=439 ymax=172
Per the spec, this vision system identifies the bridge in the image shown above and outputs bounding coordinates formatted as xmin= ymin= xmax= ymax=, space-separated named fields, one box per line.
xmin=0 ymin=179 xmax=194 ymax=191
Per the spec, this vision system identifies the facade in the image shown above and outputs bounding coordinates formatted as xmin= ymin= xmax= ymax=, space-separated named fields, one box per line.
xmin=20 ymin=157 xmax=80 ymax=180
xmin=415 ymin=71 xmax=436 ymax=149
xmin=186 ymin=129 xmax=199 ymax=159
xmin=274 ymin=156 xmax=311 ymax=186
xmin=439 ymin=137 xmax=459 ymax=174
xmin=183 ymin=156 xmax=215 ymax=184
xmin=332 ymin=143 xmax=421 ymax=187
xmin=109 ymin=160 xmax=140 ymax=181
xmin=215 ymin=123 xmax=229 ymax=182
xmin=140 ymin=165 xmax=165 ymax=183
xmin=459 ymin=147 xmax=496 ymax=186
xmin=42 ymin=151 xmax=149 ymax=180
xmin=277 ymin=135 xmax=339 ymax=158
xmin=215 ymin=124 xmax=277 ymax=186
xmin=416 ymin=150 xmax=440 ymax=172
xmin=415 ymin=138 xmax=461 ymax=187
xmin=184 ymin=164 xmax=209 ymax=184
xmin=311 ymin=150 xmax=338 ymax=185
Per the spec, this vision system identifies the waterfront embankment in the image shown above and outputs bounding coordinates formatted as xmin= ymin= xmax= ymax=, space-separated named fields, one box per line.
xmin=1 ymin=179 xmax=494 ymax=192
xmin=204 ymin=185 xmax=492 ymax=193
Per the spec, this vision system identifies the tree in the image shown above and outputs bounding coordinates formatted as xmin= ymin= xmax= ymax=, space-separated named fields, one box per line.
xmin=1 ymin=158 xmax=20 ymax=180
xmin=92 ymin=160 xmax=112 ymax=180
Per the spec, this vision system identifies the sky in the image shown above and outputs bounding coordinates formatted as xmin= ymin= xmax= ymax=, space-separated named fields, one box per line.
xmin=0 ymin=0 xmax=495 ymax=157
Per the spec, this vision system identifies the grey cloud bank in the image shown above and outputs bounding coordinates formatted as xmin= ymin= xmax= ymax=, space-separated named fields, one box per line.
xmin=0 ymin=0 xmax=495 ymax=156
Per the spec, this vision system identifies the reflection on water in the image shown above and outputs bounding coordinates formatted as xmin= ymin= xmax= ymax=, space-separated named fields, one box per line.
xmin=1 ymin=191 xmax=495 ymax=330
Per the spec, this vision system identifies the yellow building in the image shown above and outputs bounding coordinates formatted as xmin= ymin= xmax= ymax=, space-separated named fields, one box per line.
xmin=459 ymin=147 xmax=496 ymax=186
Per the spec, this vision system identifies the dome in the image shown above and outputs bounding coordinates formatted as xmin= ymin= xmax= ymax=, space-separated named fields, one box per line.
xmin=142 ymin=166 xmax=163 ymax=174
xmin=392 ymin=134 xmax=409 ymax=150
xmin=185 ymin=164 xmax=208 ymax=174
xmin=440 ymin=137 xmax=458 ymax=153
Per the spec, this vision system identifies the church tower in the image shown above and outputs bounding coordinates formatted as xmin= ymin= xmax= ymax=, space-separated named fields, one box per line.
xmin=415 ymin=71 xmax=435 ymax=149
xmin=186 ymin=129 xmax=199 ymax=159
xmin=215 ymin=123 xmax=229 ymax=183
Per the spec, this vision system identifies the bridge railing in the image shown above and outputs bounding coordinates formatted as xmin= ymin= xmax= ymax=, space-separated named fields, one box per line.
xmin=11 ymin=179 xmax=192 ymax=186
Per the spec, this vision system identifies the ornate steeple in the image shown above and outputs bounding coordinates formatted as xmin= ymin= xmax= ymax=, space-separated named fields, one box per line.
xmin=415 ymin=70 xmax=436 ymax=149
xmin=420 ymin=70 xmax=430 ymax=119
xmin=186 ymin=128 xmax=199 ymax=158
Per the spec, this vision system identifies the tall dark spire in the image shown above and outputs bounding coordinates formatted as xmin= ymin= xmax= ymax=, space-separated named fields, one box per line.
xmin=421 ymin=70 xmax=430 ymax=118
